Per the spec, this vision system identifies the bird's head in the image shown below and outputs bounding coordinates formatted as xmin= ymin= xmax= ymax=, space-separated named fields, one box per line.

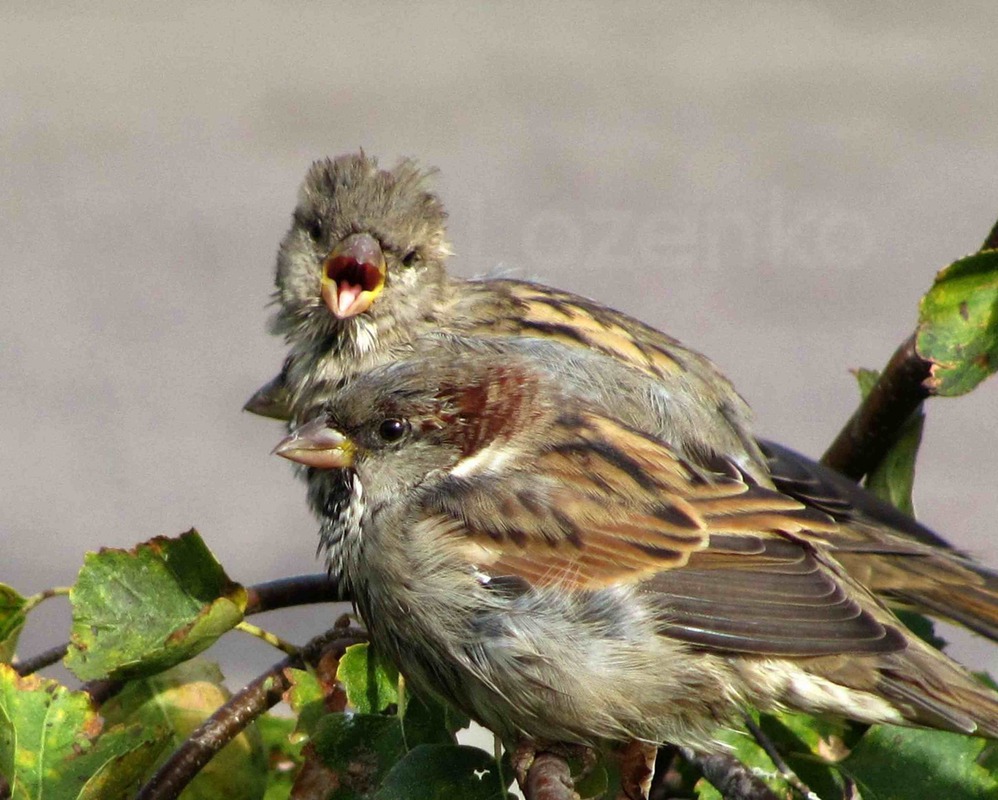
xmin=272 ymin=152 xmax=452 ymax=347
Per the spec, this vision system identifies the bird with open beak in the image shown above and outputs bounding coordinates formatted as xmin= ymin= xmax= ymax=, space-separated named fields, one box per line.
xmin=249 ymin=152 xmax=998 ymax=646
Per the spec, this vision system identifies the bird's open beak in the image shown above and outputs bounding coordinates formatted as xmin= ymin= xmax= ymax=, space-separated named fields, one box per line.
xmin=243 ymin=373 xmax=293 ymax=421
xmin=321 ymin=232 xmax=387 ymax=319
xmin=273 ymin=418 xmax=355 ymax=469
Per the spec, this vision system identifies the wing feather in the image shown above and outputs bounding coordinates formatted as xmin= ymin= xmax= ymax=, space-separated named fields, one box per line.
xmin=422 ymin=411 xmax=904 ymax=657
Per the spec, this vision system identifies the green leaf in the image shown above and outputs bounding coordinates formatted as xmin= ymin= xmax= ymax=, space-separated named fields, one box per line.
xmin=855 ymin=367 xmax=881 ymax=398
xmin=917 ymin=249 xmax=998 ymax=396
xmin=896 ymin=609 xmax=948 ymax=650
xmin=0 ymin=585 xmax=27 ymax=663
xmin=854 ymin=368 xmax=924 ymax=515
xmin=255 ymin=714 xmax=302 ymax=800
xmin=864 ymin=408 xmax=923 ymax=516
xmin=336 ymin=643 xmax=399 ymax=714
xmin=101 ymin=659 xmax=266 ymax=800
xmin=757 ymin=711 xmax=850 ymax=800
xmin=65 ymin=529 xmax=246 ymax=681
xmin=840 ymin=725 xmax=998 ymax=800
xmin=308 ymin=713 xmax=406 ymax=798
xmin=400 ymin=689 xmax=470 ymax=748
xmin=76 ymin=737 xmax=165 ymax=800
xmin=373 ymin=744 xmax=510 ymax=800
xmin=573 ymin=760 xmax=610 ymax=800
xmin=0 ymin=664 xmax=163 ymax=800
xmin=696 ymin=719 xmax=793 ymax=799
xmin=283 ymin=667 xmax=328 ymax=738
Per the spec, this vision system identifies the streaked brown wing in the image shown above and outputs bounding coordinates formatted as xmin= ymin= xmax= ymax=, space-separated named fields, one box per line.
xmin=497 ymin=281 xmax=693 ymax=383
xmin=424 ymin=411 xmax=904 ymax=657
xmin=488 ymin=279 xmax=772 ymax=481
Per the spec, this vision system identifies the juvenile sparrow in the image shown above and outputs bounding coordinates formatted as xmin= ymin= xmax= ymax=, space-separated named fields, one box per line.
xmin=273 ymin=346 xmax=998 ymax=748
xmin=251 ymin=151 xmax=998 ymax=640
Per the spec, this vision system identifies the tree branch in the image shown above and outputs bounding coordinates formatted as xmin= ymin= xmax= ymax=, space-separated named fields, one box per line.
xmin=981 ymin=216 xmax=998 ymax=252
xmin=820 ymin=332 xmax=931 ymax=480
xmin=682 ymin=749 xmax=781 ymax=800
xmin=134 ymin=623 xmax=367 ymax=800
xmin=12 ymin=643 xmax=69 ymax=677
xmin=244 ymin=573 xmax=344 ymax=612
xmin=820 ymin=213 xmax=998 ymax=481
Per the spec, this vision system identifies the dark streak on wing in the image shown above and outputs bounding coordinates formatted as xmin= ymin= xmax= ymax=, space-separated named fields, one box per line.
xmin=548 ymin=438 xmax=660 ymax=491
xmin=517 ymin=319 xmax=590 ymax=346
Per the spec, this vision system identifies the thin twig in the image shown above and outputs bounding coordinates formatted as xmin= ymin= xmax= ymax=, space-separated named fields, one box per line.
xmin=12 ymin=643 xmax=68 ymax=676
xmin=20 ymin=587 xmax=71 ymax=614
xmin=682 ymin=748 xmax=781 ymax=800
xmin=820 ymin=333 xmax=931 ymax=480
xmin=234 ymin=621 xmax=299 ymax=655
xmin=134 ymin=624 xmax=367 ymax=800
xmin=743 ymin=716 xmax=815 ymax=799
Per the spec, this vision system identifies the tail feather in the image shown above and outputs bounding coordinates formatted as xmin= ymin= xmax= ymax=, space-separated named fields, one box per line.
xmin=878 ymin=639 xmax=998 ymax=738
xmin=836 ymin=547 xmax=998 ymax=642
xmin=762 ymin=440 xmax=998 ymax=643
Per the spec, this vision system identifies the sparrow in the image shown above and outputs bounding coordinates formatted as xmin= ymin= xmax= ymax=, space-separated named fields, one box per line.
xmin=273 ymin=345 xmax=998 ymax=748
xmin=251 ymin=151 xmax=998 ymax=640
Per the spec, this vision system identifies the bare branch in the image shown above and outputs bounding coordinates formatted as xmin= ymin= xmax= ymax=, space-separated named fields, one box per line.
xmin=244 ymin=573 xmax=344 ymax=613
xmin=821 ymin=213 xmax=998 ymax=481
xmin=134 ymin=624 xmax=367 ymax=800
xmin=682 ymin=748 xmax=781 ymax=800
xmin=12 ymin=643 xmax=68 ymax=677
xmin=981 ymin=216 xmax=998 ymax=252
xmin=821 ymin=332 xmax=931 ymax=480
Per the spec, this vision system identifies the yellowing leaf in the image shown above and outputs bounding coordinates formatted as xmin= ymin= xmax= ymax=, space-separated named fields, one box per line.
xmin=0 ymin=664 xmax=163 ymax=800
xmin=66 ymin=530 xmax=246 ymax=681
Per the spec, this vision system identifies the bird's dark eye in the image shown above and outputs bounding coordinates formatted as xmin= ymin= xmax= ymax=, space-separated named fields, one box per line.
xmin=377 ymin=418 xmax=409 ymax=442
xmin=301 ymin=216 xmax=324 ymax=242
xmin=401 ymin=250 xmax=418 ymax=267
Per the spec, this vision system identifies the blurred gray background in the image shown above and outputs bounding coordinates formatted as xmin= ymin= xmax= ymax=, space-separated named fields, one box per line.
xmin=3 ymin=2 xmax=997 ymax=692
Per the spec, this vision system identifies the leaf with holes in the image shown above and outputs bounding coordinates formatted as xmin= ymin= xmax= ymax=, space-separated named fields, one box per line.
xmin=917 ymin=249 xmax=998 ymax=396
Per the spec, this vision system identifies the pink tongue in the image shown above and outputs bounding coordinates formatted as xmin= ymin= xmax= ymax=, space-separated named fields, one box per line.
xmin=338 ymin=281 xmax=362 ymax=315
